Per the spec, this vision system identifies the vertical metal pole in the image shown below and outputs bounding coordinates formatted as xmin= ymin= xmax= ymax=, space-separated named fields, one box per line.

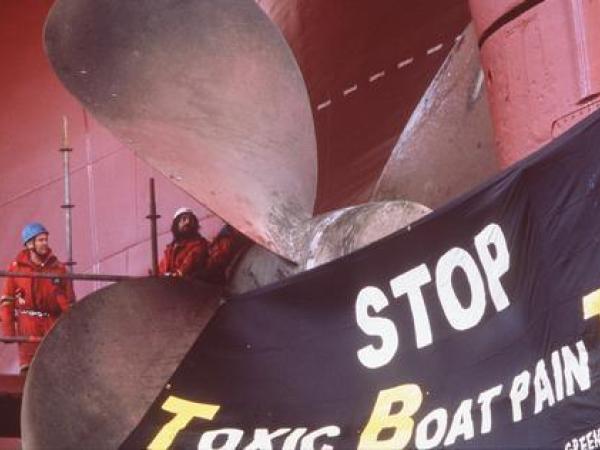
xmin=146 ymin=178 xmax=160 ymax=276
xmin=60 ymin=116 xmax=75 ymax=272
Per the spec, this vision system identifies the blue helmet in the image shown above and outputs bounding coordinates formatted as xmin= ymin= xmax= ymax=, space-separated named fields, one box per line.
xmin=21 ymin=222 xmax=48 ymax=245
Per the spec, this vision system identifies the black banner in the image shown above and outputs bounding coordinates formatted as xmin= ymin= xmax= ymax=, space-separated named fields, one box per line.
xmin=124 ymin=110 xmax=600 ymax=449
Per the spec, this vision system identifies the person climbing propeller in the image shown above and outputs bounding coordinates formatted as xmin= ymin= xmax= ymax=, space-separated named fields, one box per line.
xmin=0 ymin=222 xmax=75 ymax=374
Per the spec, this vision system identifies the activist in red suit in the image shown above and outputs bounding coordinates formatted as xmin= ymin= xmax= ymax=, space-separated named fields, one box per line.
xmin=205 ymin=224 xmax=251 ymax=284
xmin=159 ymin=208 xmax=210 ymax=279
xmin=0 ymin=223 xmax=74 ymax=373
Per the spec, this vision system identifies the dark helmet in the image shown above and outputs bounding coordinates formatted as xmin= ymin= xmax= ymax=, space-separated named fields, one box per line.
xmin=217 ymin=224 xmax=234 ymax=239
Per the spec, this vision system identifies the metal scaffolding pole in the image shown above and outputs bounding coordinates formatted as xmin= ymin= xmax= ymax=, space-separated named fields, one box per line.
xmin=147 ymin=178 xmax=161 ymax=276
xmin=0 ymin=336 xmax=42 ymax=344
xmin=0 ymin=270 xmax=142 ymax=283
xmin=60 ymin=115 xmax=75 ymax=272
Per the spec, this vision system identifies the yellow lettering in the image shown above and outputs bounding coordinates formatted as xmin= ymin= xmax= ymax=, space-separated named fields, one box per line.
xmin=147 ymin=396 xmax=220 ymax=449
xmin=583 ymin=288 xmax=600 ymax=321
xmin=358 ymin=384 xmax=423 ymax=450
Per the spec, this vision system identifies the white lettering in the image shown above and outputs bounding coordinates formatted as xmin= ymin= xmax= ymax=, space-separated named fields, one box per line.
xmin=510 ymin=370 xmax=530 ymax=422
xmin=436 ymin=248 xmax=486 ymax=331
xmin=562 ymin=341 xmax=590 ymax=395
xmin=443 ymin=399 xmax=474 ymax=446
xmin=300 ymin=426 xmax=340 ymax=450
xmin=593 ymin=429 xmax=600 ymax=448
xmin=477 ymin=384 xmax=502 ymax=434
xmin=244 ymin=428 xmax=290 ymax=450
xmin=198 ymin=428 xmax=243 ymax=450
xmin=552 ymin=350 xmax=565 ymax=402
xmin=389 ymin=264 xmax=433 ymax=348
xmin=534 ymin=360 xmax=556 ymax=414
xmin=586 ymin=432 xmax=594 ymax=450
xmin=356 ymin=287 xmax=398 ymax=369
xmin=355 ymin=222 xmax=512 ymax=369
xmin=414 ymin=408 xmax=447 ymax=450
xmin=282 ymin=428 xmax=307 ymax=450
xmin=474 ymin=223 xmax=510 ymax=311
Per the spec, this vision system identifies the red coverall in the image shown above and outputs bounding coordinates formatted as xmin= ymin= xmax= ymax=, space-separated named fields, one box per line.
xmin=205 ymin=229 xmax=251 ymax=284
xmin=0 ymin=249 xmax=74 ymax=370
xmin=158 ymin=236 xmax=209 ymax=279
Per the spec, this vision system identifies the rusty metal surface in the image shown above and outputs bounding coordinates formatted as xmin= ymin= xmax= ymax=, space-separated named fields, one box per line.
xmin=229 ymin=245 xmax=297 ymax=295
xmin=299 ymin=200 xmax=431 ymax=269
xmin=44 ymin=0 xmax=317 ymax=262
xmin=20 ymin=278 xmax=221 ymax=449
xmin=229 ymin=200 xmax=431 ymax=294
xmin=470 ymin=0 xmax=600 ymax=167
xmin=372 ymin=25 xmax=498 ymax=208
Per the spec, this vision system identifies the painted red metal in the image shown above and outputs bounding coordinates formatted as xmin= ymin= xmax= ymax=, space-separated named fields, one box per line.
xmin=470 ymin=0 xmax=600 ymax=167
xmin=0 ymin=0 xmax=222 ymax=374
xmin=259 ymin=0 xmax=471 ymax=212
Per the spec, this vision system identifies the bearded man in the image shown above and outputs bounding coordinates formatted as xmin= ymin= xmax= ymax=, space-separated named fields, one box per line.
xmin=158 ymin=208 xmax=209 ymax=279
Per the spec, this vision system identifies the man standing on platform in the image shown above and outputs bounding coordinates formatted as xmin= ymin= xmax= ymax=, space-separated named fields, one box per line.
xmin=159 ymin=208 xmax=210 ymax=280
xmin=0 ymin=223 xmax=74 ymax=374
